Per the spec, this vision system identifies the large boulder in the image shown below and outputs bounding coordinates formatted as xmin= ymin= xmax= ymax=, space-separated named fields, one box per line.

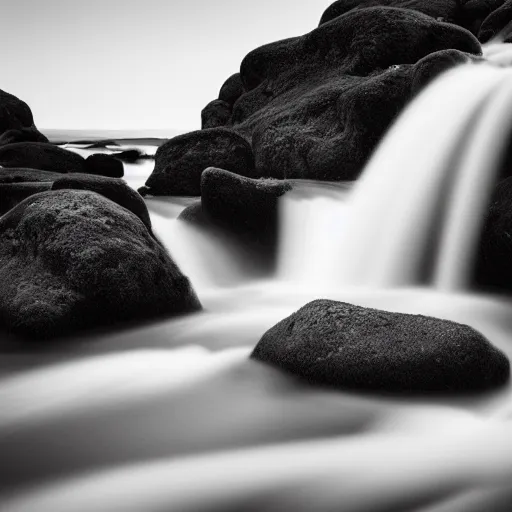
xmin=232 ymin=8 xmax=480 ymax=181
xmin=0 ymin=128 xmax=49 ymax=146
xmin=52 ymin=174 xmax=151 ymax=230
xmin=252 ymin=300 xmax=510 ymax=393
xmin=201 ymin=100 xmax=232 ymax=129
xmin=0 ymin=142 xmax=86 ymax=173
xmin=0 ymin=89 xmax=35 ymax=135
xmin=319 ymin=0 xmax=464 ymax=26
xmin=84 ymin=153 xmax=124 ymax=178
xmin=143 ymin=128 xmax=256 ymax=196
xmin=0 ymin=189 xmax=201 ymax=339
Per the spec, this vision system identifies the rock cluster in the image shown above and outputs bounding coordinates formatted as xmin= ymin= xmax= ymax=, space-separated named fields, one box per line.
xmin=142 ymin=2 xmax=494 ymax=196
xmin=0 ymin=86 xmax=201 ymax=339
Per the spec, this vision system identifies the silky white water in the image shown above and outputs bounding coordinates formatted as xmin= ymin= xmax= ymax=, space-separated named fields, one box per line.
xmin=4 ymin=52 xmax=512 ymax=511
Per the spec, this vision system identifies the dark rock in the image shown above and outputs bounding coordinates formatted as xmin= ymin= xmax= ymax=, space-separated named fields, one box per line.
xmin=0 ymin=189 xmax=201 ymax=339
xmin=111 ymin=149 xmax=143 ymax=163
xmin=218 ymin=73 xmax=244 ymax=106
xmin=177 ymin=200 xmax=208 ymax=225
xmin=0 ymin=168 xmax=67 ymax=184
xmin=233 ymin=7 xmax=480 ymax=181
xmin=52 ymin=174 xmax=151 ymax=230
xmin=84 ymin=153 xmax=124 ymax=178
xmin=463 ymin=0 xmax=506 ymax=35
xmin=411 ymin=49 xmax=479 ymax=95
xmin=0 ymin=143 xmax=86 ymax=173
xmin=0 ymin=182 xmax=52 ymax=215
xmin=252 ymin=299 xmax=510 ymax=393
xmin=144 ymin=128 xmax=256 ymax=196
xmin=137 ymin=186 xmax=150 ymax=197
xmin=0 ymin=89 xmax=35 ymax=135
xmin=475 ymin=177 xmax=512 ymax=292
xmin=200 ymin=167 xmax=291 ymax=248
xmin=0 ymin=128 xmax=49 ymax=146
xmin=478 ymin=0 xmax=512 ymax=42
xmin=319 ymin=0 xmax=463 ymax=27
xmin=201 ymin=100 xmax=232 ymax=129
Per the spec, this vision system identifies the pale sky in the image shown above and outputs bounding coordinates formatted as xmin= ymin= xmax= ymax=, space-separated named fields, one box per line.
xmin=0 ymin=0 xmax=334 ymax=131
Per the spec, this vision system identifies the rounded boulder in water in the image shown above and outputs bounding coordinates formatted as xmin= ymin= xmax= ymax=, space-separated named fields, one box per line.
xmin=201 ymin=99 xmax=232 ymax=129
xmin=0 ymin=142 xmax=86 ymax=173
xmin=252 ymin=300 xmax=510 ymax=393
xmin=0 ymin=168 xmax=68 ymax=184
xmin=144 ymin=128 xmax=256 ymax=196
xmin=0 ymin=182 xmax=52 ymax=215
xmin=51 ymin=173 xmax=151 ymax=230
xmin=0 ymin=189 xmax=201 ymax=339
xmin=85 ymin=153 xmax=124 ymax=178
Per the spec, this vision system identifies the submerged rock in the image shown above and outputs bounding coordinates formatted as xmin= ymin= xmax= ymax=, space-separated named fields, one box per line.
xmin=0 ymin=189 xmax=201 ymax=339
xmin=0 ymin=142 xmax=85 ymax=173
xmin=0 ymin=89 xmax=35 ymax=135
xmin=144 ymin=128 xmax=256 ymax=196
xmin=84 ymin=153 xmax=124 ymax=178
xmin=52 ymin=174 xmax=151 ymax=230
xmin=201 ymin=100 xmax=232 ymax=129
xmin=252 ymin=300 xmax=510 ymax=393
xmin=0 ymin=128 xmax=49 ymax=146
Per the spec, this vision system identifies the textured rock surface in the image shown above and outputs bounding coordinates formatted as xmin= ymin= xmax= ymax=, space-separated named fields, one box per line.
xmin=319 ymin=0 xmax=463 ymax=26
xmin=201 ymin=100 xmax=232 ymax=129
xmin=0 ymin=189 xmax=201 ymax=338
xmin=84 ymin=153 xmax=124 ymax=178
xmin=219 ymin=73 xmax=244 ymax=106
xmin=144 ymin=128 xmax=256 ymax=196
xmin=52 ymin=174 xmax=151 ymax=230
xmin=233 ymin=8 xmax=480 ymax=181
xmin=252 ymin=299 xmax=510 ymax=393
xmin=0 ymin=142 xmax=86 ymax=174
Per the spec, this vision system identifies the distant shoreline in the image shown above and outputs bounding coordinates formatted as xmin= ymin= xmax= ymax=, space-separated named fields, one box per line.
xmin=43 ymin=128 xmax=186 ymax=145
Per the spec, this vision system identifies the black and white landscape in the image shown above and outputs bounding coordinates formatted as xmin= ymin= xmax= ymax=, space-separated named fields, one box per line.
xmin=3 ymin=1 xmax=512 ymax=511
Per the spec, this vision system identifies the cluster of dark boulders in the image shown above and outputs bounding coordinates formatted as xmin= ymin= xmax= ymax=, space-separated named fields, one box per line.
xmin=252 ymin=300 xmax=510 ymax=393
xmin=141 ymin=1 xmax=508 ymax=197
xmin=0 ymin=88 xmax=201 ymax=340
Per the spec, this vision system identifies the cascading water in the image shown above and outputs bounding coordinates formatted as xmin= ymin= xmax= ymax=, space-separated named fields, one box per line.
xmin=278 ymin=64 xmax=512 ymax=290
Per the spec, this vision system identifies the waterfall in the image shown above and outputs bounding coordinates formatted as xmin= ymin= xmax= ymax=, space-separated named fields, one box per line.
xmin=278 ymin=63 xmax=512 ymax=291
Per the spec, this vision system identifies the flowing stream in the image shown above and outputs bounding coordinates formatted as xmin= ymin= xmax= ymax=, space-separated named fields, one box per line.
xmin=4 ymin=49 xmax=512 ymax=511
